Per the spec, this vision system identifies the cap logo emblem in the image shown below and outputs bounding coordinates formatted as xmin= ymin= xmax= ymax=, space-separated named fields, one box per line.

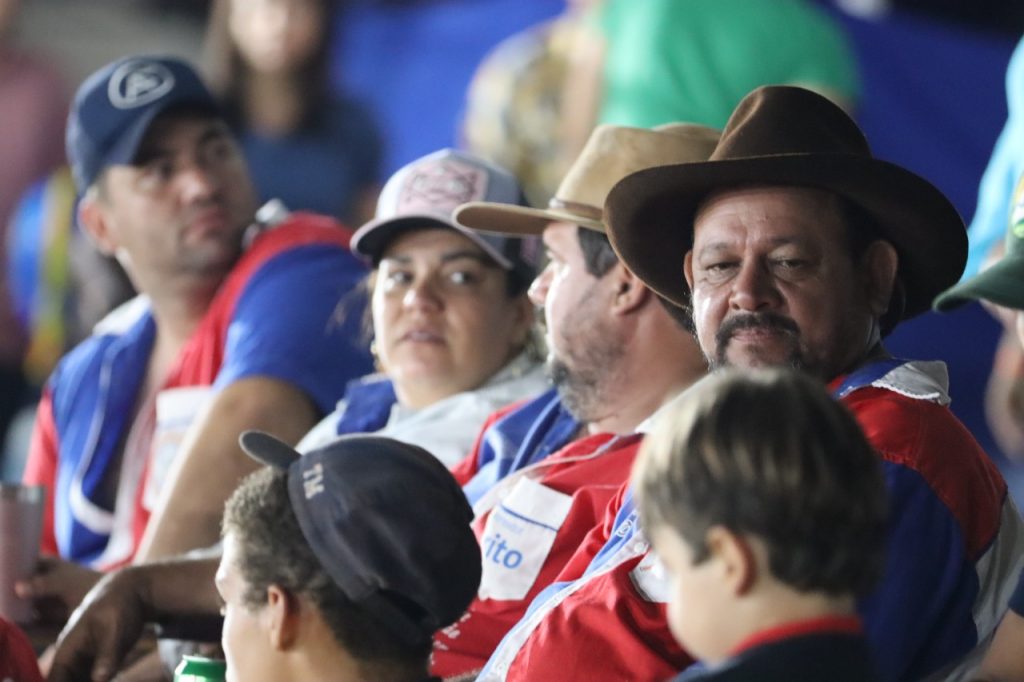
xmin=108 ymin=60 xmax=176 ymax=110
xmin=302 ymin=462 xmax=325 ymax=499
xmin=397 ymin=159 xmax=487 ymax=214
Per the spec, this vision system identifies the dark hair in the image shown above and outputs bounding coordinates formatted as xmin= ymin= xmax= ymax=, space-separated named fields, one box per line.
xmin=577 ymin=227 xmax=692 ymax=331
xmin=223 ymin=467 xmax=430 ymax=679
xmin=635 ymin=368 xmax=888 ymax=598
xmin=205 ymin=0 xmax=336 ymax=129
xmin=836 ymin=196 xmax=905 ymax=336
xmin=576 ymin=226 xmax=619 ymax=278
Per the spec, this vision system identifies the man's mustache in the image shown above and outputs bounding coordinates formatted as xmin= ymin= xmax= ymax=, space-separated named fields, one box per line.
xmin=715 ymin=312 xmax=800 ymax=349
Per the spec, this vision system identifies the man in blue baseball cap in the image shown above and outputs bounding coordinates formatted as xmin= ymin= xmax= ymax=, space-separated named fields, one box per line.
xmin=20 ymin=55 xmax=373 ymax=587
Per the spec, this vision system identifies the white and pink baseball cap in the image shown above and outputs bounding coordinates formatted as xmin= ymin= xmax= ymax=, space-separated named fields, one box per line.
xmin=351 ymin=149 xmax=539 ymax=279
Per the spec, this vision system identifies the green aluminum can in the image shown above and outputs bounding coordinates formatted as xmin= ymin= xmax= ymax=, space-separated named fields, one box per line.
xmin=173 ymin=655 xmax=227 ymax=682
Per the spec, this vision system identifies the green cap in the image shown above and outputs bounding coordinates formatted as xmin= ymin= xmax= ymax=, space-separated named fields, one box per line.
xmin=934 ymin=174 xmax=1024 ymax=312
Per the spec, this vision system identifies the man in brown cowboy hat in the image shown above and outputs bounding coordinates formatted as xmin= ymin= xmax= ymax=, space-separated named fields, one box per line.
xmin=43 ymin=122 xmax=716 ymax=681
xmin=470 ymin=86 xmax=1024 ymax=682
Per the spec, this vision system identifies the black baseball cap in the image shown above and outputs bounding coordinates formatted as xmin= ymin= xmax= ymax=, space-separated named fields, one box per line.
xmin=238 ymin=431 xmax=481 ymax=645
xmin=66 ymin=55 xmax=220 ymax=193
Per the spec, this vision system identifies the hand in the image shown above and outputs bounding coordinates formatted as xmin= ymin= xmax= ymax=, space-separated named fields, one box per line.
xmin=45 ymin=566 xmax=151 ymax=682
xmin=14 ymin=556 xmax=102 ymax=625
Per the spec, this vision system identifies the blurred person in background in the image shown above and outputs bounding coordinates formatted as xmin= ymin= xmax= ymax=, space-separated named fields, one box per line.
xmin=204 ymin=0 xmax=383 ymax=226
xmin=0 ymin=0 xmax=68 ymax=459
xmin=934 ymin=172 xmax=1024 ymax=682
xmin=461 ymin=0 xmax=859 ymax=220
xmin=7 ymin=168 xmax=135 ymax=388
xmin=3 ymin=167 xmax=137 ymax=482
xmin=952 ymin=37 xmax=1024 ymax=470
xmin=20 ymin=55 xmax=372 ymax=582
xmin=460 ymin=0 xmax=600 ymax=207
xmin=559 ymin=0 xmax=859 ymax=163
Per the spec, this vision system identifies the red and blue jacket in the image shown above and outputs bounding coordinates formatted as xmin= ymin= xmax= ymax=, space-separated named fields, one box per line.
xmin=434 ymin=389 xmax=644 ymax=677
xmin=478 ymin=360 xmax=1024 ymax=682
xmin=23 ymin=212 xmax=373 ymax=567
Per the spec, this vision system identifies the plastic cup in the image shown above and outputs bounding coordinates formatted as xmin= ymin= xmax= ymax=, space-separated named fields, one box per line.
xmin=0 ymin=483 xmax=44 ymax=623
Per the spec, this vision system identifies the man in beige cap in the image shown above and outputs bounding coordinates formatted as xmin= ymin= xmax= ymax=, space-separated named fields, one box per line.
xmin=431 ymin=122 xmax=716 ymax=677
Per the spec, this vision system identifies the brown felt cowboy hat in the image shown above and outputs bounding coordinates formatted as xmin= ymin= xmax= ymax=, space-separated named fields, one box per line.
xmin=454 ymin=123 xmax=719 ymax=235
xmin=604 ymin=85 xmax=967 ymax=323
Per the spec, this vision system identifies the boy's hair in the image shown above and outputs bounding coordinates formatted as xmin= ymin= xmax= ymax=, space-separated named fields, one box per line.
xmin=634 ymin=368 xmax=888 ymax=597
xmin=223 ymin=467 xmax=430 ymax=681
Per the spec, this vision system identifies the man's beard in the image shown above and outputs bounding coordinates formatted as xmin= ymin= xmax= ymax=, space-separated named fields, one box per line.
xmin=710 ymin=311 xmax=807 ymax=372
xmin=546 ymin=331 xmax=624 ymax=424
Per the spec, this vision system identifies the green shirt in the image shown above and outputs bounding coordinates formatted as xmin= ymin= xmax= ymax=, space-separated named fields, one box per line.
xmin=597 ymin=0 xmax=860 ymax=129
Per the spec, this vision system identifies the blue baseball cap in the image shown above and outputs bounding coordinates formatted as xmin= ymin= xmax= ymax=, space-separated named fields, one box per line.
xmin=67 ymin=55 xmax=220 ymax=193
xmin=238 ymin=430 xmax=481 ymax=645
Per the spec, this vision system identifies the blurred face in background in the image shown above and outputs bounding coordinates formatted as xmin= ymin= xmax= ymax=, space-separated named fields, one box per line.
xmin=82 ymin=112 xmax=257 ymax=293
xmin=372 ymin=227 xmax=534 ymax=409
xmin=228 ymin=0 xmax=325 ymax=75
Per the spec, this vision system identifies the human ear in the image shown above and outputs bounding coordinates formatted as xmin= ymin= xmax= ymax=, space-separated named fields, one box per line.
xmin=705 ymin=526 xmax=756 ymax=597
xmin=508 ymin=293 xmax=537 ymax=350
xmin=610 ymin=264 xmax=651 ymax=315
xmin=266 ymin=584 xmax=300 ymax=650
xmin=683 ymin=250 xmax=695 ymax=290
xmin=77 ymin=194 xmax=118 ymax=256
xmin=860 ymin=241 xmax=899 ymax=318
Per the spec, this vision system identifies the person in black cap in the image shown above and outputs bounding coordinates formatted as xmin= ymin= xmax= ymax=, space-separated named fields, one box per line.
xmin=18 ymin=54 xmax=372 ymax=606
xmin=215 ymin=432 xmax=480 ymax=682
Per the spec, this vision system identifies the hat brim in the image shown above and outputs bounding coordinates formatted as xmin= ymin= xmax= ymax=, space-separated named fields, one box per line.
xmin=238 ymin=430 xmax=300 ymax=470
xmin=96 ymin=98 xmax=221 ymax=188
xmin=351 ymin=214 xmax=514 ymax=269
xmin=933 ymin=253 xmax=1024 ymax=312
xmin=605 ymin=153 xmax=966 ymax=322
xmin=454 ymin=201 xmax=605 ymax=236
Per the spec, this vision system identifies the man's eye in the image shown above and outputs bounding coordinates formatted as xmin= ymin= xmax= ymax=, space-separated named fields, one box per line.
xmin=204 ymin=138 xmax=238 ymax=164
xmin=448 ymin=270 xmax=479 ymax=285
xmin=773 ymin=259 xmax=808 ymax=271
xmin=703 ymin=261 xmax=736 ymax=275
xmin=384 ymin=271 xmax=413 ymax=288
xmin=141 ymin=159 xmax=174 ymax=183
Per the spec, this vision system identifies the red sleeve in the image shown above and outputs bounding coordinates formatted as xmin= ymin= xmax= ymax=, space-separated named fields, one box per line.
xmin=0 ymin=617 xmax=44 ymax=682
xmin=449 ymin=399 xmax=529 ymax=487
xmin=553 ymin=481 xmax=631 ymax=583
xmin=22 ymin=390 xmax=58 ymax=556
